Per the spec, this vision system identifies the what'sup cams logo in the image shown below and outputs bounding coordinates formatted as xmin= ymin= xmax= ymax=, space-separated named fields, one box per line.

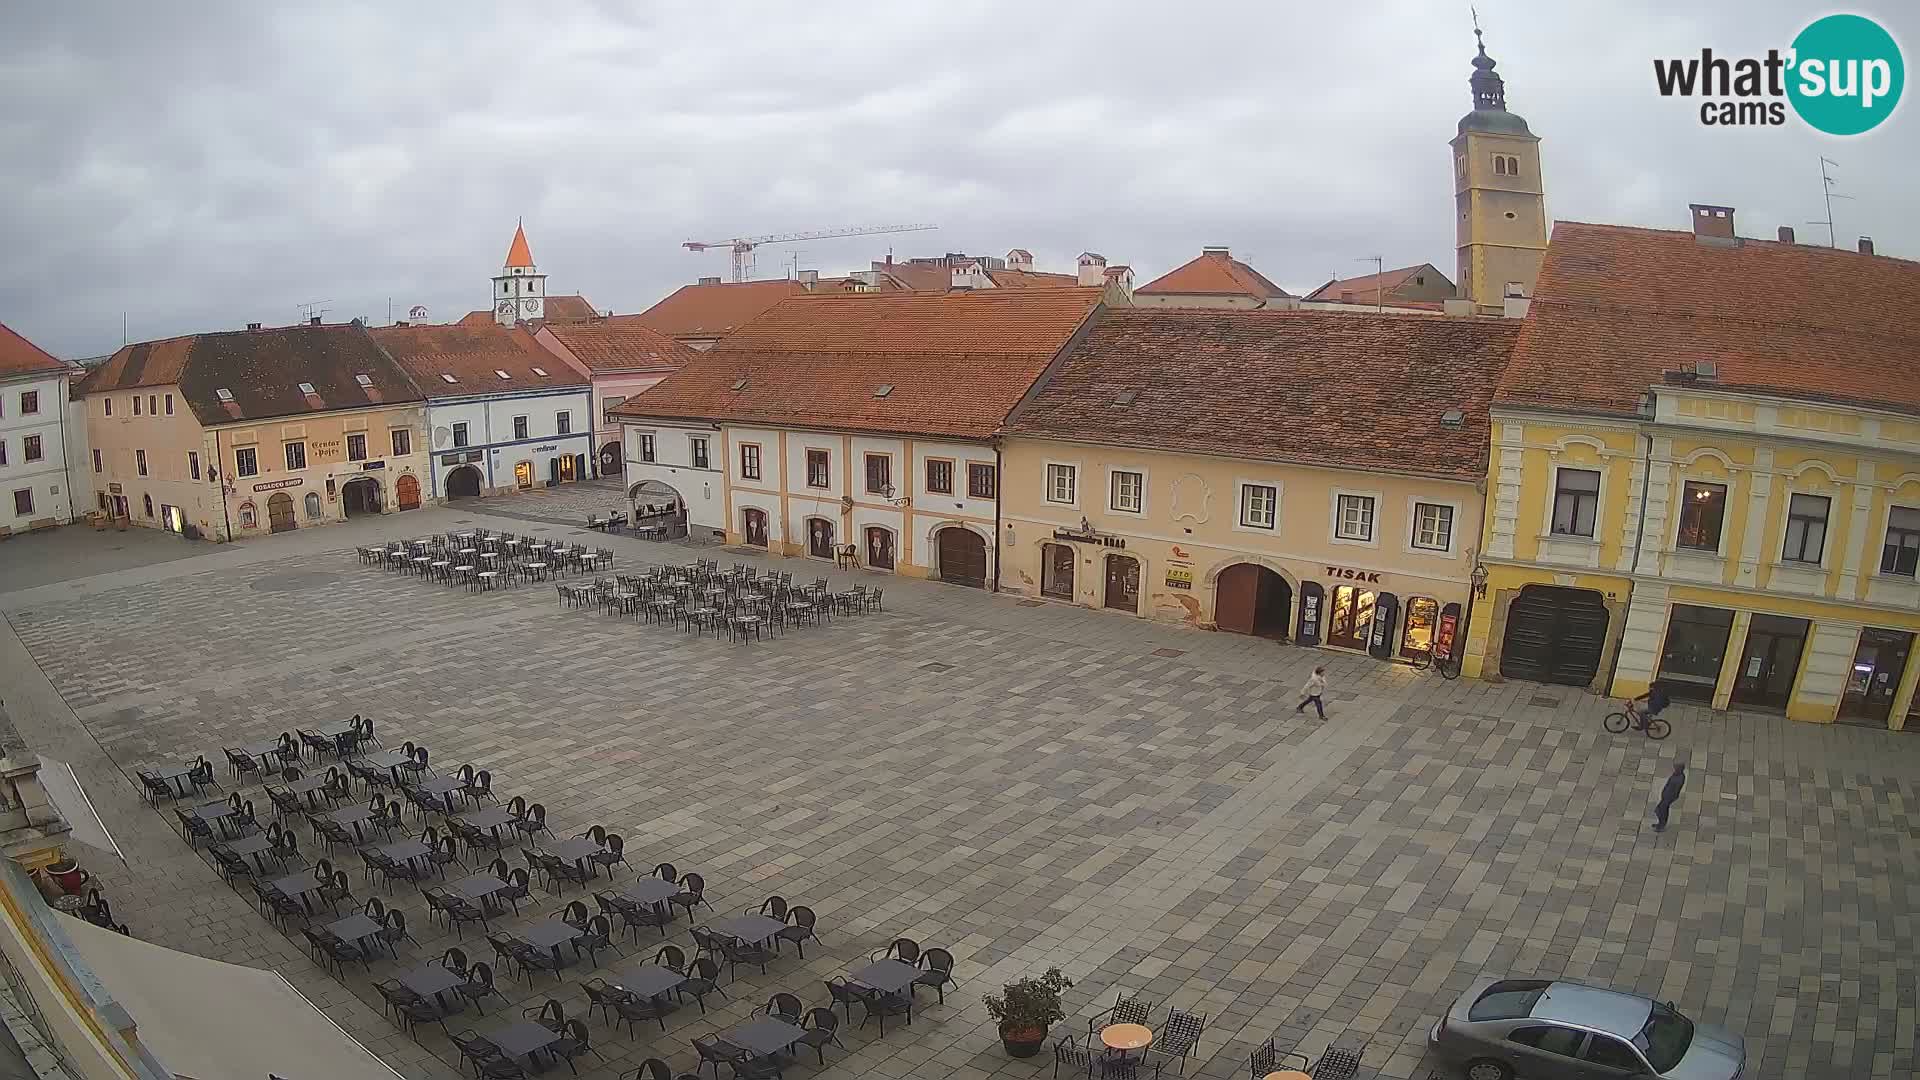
xmin=1654 ymin=13 xmax=1904 ymax=134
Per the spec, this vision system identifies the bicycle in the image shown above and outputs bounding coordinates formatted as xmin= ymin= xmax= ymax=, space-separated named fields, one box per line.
xmin=1409 ymin=647 xmax=1461 ymax=680
xmin=1603 ymin=700 xmax=1671 ymax=740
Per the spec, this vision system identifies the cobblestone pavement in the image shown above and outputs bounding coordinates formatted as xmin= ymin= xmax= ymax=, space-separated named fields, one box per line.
xmin=0 ymin=503 xmax=1915 ymax=1080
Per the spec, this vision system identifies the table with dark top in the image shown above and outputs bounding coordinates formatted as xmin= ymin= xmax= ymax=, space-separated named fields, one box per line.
xmin=236 ymin=737 xmax=289 ymax=769
xmin=726 ymin=1017 xmax=806 ymax=1057
xmin=850 ymin=959 xmax=922 ymax=995
xmin=224 ymin=830 xmax=279 ymax=872
xmin=379 ymin=838 xmax=431 ymax=870
xmin=545 ymin=836 xmax=603 ymax=877
xmin=277 ymin=774 xmax=333 ymax=811
xmin=713 ymin=913 xmax=787 ymax=944
xmin=325 ymin=913 xmax=382 ymax=949
xmin=519 ymin=919 xmax=582 ymax=966
xmin=621 ymin=877 xmax=683 ymax=914
xmin=399 ymin=963 xmax=464 ymax=1007
xmin=449 ymin=871 xmax=508 ymax=904
xmin=187 ymin=799 xmax=246 ymax=838
xmin=410 ymin=774 xmax=467 ymax=811
xmin=617 ymin=964 xmax=686 ymax=999
xmin=360 ymin=748 xmax=412 ymax=774
xmin=268 ymin=871 xmax=330 ymax=913
xmin=326 ymin=803 xmax=378 ymax=844
xmin=488 ymin=1020 xmax=560 ymax=1064
xmin=146 ymin=763 xmax=197 ymax=796
xmin=459 ymin=805 xmax=518 ymax=843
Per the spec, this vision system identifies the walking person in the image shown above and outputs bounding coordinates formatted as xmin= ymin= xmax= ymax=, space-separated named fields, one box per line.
xmin=1296 ymin=665 xmax=1328 ymax=720
xmin=1651 ymin=760 xmax=1686 ymax=832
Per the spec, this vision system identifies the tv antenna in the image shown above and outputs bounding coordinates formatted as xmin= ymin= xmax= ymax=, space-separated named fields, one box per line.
xmin=1356 ymin=255 xmax=1385 ymax=311
xmin=296 ymin=299 xmax=332 ymax=323
xmin=1808 ymin=157 xmax=1851 ymax=248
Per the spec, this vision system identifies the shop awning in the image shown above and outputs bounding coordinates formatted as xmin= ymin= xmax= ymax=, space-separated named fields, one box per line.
xmin=63 ymin=919 xmax=403 ymax=1080
xmin=36 ymin=759 xmax=123 ymax=863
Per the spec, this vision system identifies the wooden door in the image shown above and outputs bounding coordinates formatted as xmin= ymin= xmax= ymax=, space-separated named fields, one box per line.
xmin=1104 ymin=555 xmax=1139 ymax=613
xmin=1041 ymin=543 xmax=1075 ymax=600
xmin=743 ymin=508 xmax=769 ymax=547
xmin=1499 ymin=586 xmax=1610 ymax=686
xmin=1213 ymin=563 xmax=1259 ymax=634
xmin=396 ymin=474 xmax=420 ymax=510
xmin=936 ymin=528 xmax=987 ymax=588
xmin=267 ymin=492 xmax=296 ymax=533
xmin=808 ymin=519 xmax=835 ymax=560
xmin=865 ymin=527 xmax=895 ymax=570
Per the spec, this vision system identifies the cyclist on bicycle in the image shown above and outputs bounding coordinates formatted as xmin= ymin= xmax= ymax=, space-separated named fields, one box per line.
xmin=1629 ymin=681 xmax=1671 ymax=730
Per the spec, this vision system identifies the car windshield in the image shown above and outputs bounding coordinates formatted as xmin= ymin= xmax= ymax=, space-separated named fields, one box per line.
xmin=1635 ymin=1000 xmax=1695 ymax=1072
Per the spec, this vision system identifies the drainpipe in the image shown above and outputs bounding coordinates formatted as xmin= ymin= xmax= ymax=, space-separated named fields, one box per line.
xmin=991 ymin=440 xmax=1004 ymax=593
xmin=57 ymin=378 xmax=74 ymax=523
xmin=214 ymin=429 xmax=232 ymax=541
xmin=1602 ymin=417 xmax=1657 ymax=693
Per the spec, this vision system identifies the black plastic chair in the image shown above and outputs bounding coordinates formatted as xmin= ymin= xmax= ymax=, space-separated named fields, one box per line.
xmin=677 ymin=957 xmax=728 ymax=1014
xmin=823 ymin=977 xmax=863 ymax=1021
xmin=775 ymin=906 xmax=818 ymax=958
xmin=614 ymin=991 xmax=674 ymax=1036
xmin=1055 ymin=1034 xmax=1095 ymax=1079
xmin=593 ymin=833 xmax=630 ymax=876
xmin=669 ymin=872 xmax=710 ymax=919
xmin=872 ymin=937 xmax=920 ymax=964
xmin=1158 ymin=1008 xmax=1206 ymax=1069
xmin=759 ymin=992 xmax=804 ymax=1024
xmin=915 ymin=946 xmax=957 ymax=1003
xmin=691 ymin=1037 xmax=735 ymax=1079
xmin=583 ymin=977 xmax=628 ymax=1025
xmin=751 ymin=895 xmax=788 ymax=921
xmin=796 ymin=1007 xmax=846 ymax=1066
xmin=549 ymin=1019 xmax=599 ymax=1075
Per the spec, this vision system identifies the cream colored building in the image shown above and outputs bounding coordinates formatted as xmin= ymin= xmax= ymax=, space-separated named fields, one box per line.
xmin=1002 ymin=308 xmax=1518 ymax=661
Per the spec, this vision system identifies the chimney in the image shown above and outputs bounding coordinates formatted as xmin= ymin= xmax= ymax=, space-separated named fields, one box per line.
xmin=697 ymin=276 xmax=722 ymax=286
xmin=1689 ymin=203 xmax=1738 ymax=246
xmin=1076 ymin=252 xmax=1107 ymax=287
xmin=1859 ymin=236 xmax=1875 ymax=256
xmin=1202 ymin=246 xmax=1231 ymax=257
xmin=1777 ymin=226 xmax=1795 ymax=244
xmin=1442 ymin=297 xmax=1474 ymax=317
xmin=797 ymin=269 xmax=819 ymax=289
xmin=1005 ymin=249 xmax=1033 ymax=273
xmin=246 ymin=322 xmax=263 ymax=331
xmin=1103 ymin=265 xmax=1134 ymax=305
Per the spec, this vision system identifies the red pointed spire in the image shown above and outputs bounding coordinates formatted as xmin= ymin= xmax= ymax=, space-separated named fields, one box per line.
xmin=504 ymin=219 xmax=535 ymax=268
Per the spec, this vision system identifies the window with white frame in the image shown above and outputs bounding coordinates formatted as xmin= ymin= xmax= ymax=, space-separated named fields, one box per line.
xmin=1335 ymin=494 xmax=1375 ymax=541
xmin=1412 ymin=502 xmax=1454 ymax=551
xmin=235 ymin=446 xmax=258 ymax=477
xmin=1883 ymin=506 xmax=1920 ymax=577
xmin=1045 ymin=463 xmax=1076 ymax=504
xmin=690 ymin=437 xmax=710 ymax=470
xmin=740 ymin=443 xmax=762 ymax=480
xmin=1782 ymin=493 xmax=1830 ymax=564
xmin=1240 ymin=484 xmax=1276 ymax=529
xmin=1550 ymin=468 xmax=1601 ymax=537
xmin=1109 ymin=470 xmax=1143 ymax=513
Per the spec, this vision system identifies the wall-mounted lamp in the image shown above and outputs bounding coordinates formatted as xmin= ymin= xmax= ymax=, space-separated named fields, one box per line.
xmin=1470 ymin=563 xmax=1489 ymax=599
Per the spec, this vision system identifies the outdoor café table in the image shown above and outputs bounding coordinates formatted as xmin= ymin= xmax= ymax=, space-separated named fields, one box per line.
xmin=479 ymin=551 xmax=500 ymax=565
xmin=379 ymin=838 xmax=432 ymax=871
xmin=617 ymin=963 xmax=687 ymax=999
xmin=726 ymin=1017 xmax=806 ymax=1058
xmin=236 ymin=737 xmax=290 ymax=770
xmin=713 ymin=913 xmax=787 ymax=945
xmin=409 ymin=774 xmax=466 ymax=812
xmin=225 ymin=830 xmax=279 ymax=873
xmin=1261 ymin=1073 xmax=1312 ymax=1080
xmin=620 ymin=877 xmax=682 ymax=912
xmin=325 ymin=912 xmax=383 ymax=952
xmin=187 ymin=799 xmax=244 ymax=837
xmin=359 ymin=748 xmax=412 ymax=783
xmin=147 ymin=763 xmax=196 ymax=797
xmin=545 ymin=837 xmax=602 ymax=878
xmin=399 ymin=963 xmax=465 ymax=1008
xmin=519 ymin=919 xmax=582 ymax=967
xmin=487 ymin=1020 xmax=560 ymax=1067
xmin=524 ymin=562 xmax=549 ymax=582
xmin=279 ymin=774 xmax=332 ymax=811
xmin=268 ymin=871 xmax=331 ymax=913
xmin=412 ymin=556 xmax=432 ymax=575
xmin=1101 ymin=1024 xmax=1154 ymax=1053
xmin=849 ymin=959 xmax=921 ymax=995
xmin=503 ymin=539 xmax=523 ymax=551
xmin=449 ymin=871 xmax=508 ymax=907
xmin=326 ymin=803 xmax=378 ymax=844
xmin=459 ymin=805 xmax=518 ymax=844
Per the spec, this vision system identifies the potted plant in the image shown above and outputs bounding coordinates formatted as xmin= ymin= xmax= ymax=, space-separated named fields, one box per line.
xmin=985 ymin=967 xmax=1072 ymax=1058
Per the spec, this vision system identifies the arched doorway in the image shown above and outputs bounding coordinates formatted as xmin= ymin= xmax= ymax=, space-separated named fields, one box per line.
xmin=446 ymin=465 xmax=483 ymax=499
xmin=806 ymin=518 xmax=835 ymax=560
xmin=1499 ymin=585 xmax=1609 ymax=686
xmin=599 ymin=442 xmax=623 ymax=476
xmin=1214 ymin=563 xmax=1293 ymax=638
xmin=341 ymin=477 xmax=382 ymax=517
xmin=267 ymin=492 xmax=296 ymax=533
xmin=864 ymin=527 xmax=896 ymax=571
xmin=1041 ymin=542 xmax=1075 ymax=600
xmin=629 ymin=480 xmax=686 ymax=538
xmin=395 ymin=474 xmax=421 ymax=511
xmin=1104 ymin=554 xmax=1140 ymax=613
xmin=936 ymin=527 xmax=987 ymax=588
xmin=742 ymin=508 xmax=769 ymax=547
xmin=302 ymin=491 xmax=323 ymax=521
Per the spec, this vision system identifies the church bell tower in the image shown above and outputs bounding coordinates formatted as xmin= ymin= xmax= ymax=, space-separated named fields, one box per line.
xmin=492 ymin=221 xmax=546 ymax=325
xmin=1450 ymin=27 xmax=1547 ymax=314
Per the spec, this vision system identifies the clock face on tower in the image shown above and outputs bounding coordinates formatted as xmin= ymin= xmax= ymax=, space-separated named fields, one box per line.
xmin=521 ymin=298 xmax=540 ymax=313
xmin=496 ymin=300 xmax=515 ymax=315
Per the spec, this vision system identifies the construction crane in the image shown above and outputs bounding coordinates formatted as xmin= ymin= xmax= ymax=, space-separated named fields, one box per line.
xmin=683 ymin=224 xmax=938 ymax=282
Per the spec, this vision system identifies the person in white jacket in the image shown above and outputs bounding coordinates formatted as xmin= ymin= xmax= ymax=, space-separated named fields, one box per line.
xmin=1296 ymin=665 xmax=1328 ymax=719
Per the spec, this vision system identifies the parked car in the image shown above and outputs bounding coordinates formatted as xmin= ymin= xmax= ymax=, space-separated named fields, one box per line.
xmin=1429 ymin=977 xmax=1745 ymax=1080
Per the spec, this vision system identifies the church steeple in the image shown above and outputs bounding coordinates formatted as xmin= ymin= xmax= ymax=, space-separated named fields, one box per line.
xmin=1450 ymin=19 xmax=1547 ymax=315
xmin=1469 ymin=27 xmax=1507 ymax=111
xmin=491 ymin=220 xmax=545 ymax=326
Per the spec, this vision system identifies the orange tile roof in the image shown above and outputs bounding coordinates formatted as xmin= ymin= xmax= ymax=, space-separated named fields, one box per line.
xmin=614 ymin=288 xmax=1104 ymax=439
xmin=504 ymin=223 xmax=535 ymax=268
xmin=1305 ymin=264 xmax=1442 ymax=303
xmin=540 ymin=295 xmax=598 ymax=322
xmin=540 ymin=315 xmax=700 ymax=374
xmin=1136 ymin=250 xmax=1291 ymax=299
xmin=1007 ymin=309 xmax=1517 ymax=481
xmin=1498 ymin=222 xmax=1920 ymax=419
xmin=988 ymin=268 xmax=1079 ymax=289
xmin=0 ymin=322 xmax=68 ymax=377
xmin=635 ymin=279 xmax=810 ymax=341
xmin=372 ymin=322 xmax=586 ymax=392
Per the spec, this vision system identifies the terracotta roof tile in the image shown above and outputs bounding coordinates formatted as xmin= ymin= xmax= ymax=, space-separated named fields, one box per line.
xmin=1304 ymin=264 xmax=1445 ymax=303
xmin=82 ymin=324 xmax=423 ymax=426
xmin=615 ymin=288 xmax=1103 ymax=440
xmin=635 ymin=280 xmax=809 ymax=340
xmin=1136 ymin=250 xmax=1291 ymax=299
xmin=372 ymin=322 xmax=586 ymax=392
xmin=1007 ymin=308 xmax=1519 ymax=481
xmin=0 ymin=322 xmax=69 ymax=377
xmin=987 ymin=268 xmax=1080 ymax=289
xmin=540 ymin=316 xmax=700 ymax=374
xmin=538 ymin=294 xmax=599 ymax=323
xmin=1498 ymin=222 xmax=1920 ymax=419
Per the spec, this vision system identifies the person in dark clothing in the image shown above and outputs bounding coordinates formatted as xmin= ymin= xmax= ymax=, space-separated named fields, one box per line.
xmin=1652 ymin=760 xmax=1687 ymax=832
xmin=1631 ymin=682 xmax=1671 ymax=730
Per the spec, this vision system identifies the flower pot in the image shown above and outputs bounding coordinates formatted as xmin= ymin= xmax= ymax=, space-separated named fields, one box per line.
xmin=1000 ymin=1023 xmax=1046 ymax=1058
xmin=46 ymin=860 xmax=89 ymax=895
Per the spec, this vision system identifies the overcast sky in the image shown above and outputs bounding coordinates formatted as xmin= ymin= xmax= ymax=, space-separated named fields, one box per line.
xmin=4 ymin=2 xmax=1914 ymax=358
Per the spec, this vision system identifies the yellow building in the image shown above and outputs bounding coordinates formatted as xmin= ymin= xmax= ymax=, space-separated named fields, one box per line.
xmin=79 ymin=323 xmax=431 ymax=541
xmin=1464 ymin=210 xmax=1920 ymax=729
xmin=1002 ymin=308 xmax=1519 ymax=661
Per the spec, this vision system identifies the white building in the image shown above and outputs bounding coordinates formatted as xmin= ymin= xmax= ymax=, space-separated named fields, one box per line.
xmin=0 ymin=323 xmax=75 ymax=535
xmin=372 ymin=322 xmax=592 ymax=497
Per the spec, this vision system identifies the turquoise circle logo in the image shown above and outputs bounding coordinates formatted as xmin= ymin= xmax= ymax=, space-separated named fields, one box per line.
xmin=1788 ymin=14 xmax=1904 ymax=135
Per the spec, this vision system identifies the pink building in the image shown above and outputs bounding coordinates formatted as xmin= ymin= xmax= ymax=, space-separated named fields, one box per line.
xmin=535 ymin=316 xmax=698 ymax=478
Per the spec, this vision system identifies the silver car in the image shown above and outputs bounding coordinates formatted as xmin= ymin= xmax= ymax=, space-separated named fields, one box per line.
xmin=1428 ymin=977 xmax=1745 ymax=1080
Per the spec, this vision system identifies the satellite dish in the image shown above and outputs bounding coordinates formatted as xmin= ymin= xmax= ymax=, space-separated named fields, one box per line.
xmin=408 ymin=305 xmax=429 ymax=321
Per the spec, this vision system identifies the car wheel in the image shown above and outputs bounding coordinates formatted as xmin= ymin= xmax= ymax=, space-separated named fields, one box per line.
xmin=1463 ymin=1059 xmax=1512 ymax=1080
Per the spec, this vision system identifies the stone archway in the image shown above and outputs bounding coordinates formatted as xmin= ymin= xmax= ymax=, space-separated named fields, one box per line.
xmin=445 ymin=465 xmax=483 ymax=499
xmin=341 ymin=477 xmax=382 ymax=517
xmin=629 ymin=479 xmax=687 ymax=538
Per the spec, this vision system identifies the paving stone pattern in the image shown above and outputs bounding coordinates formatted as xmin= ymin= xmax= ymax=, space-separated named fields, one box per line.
xmin=0 ymin=503 xmax=1916 ymax=1080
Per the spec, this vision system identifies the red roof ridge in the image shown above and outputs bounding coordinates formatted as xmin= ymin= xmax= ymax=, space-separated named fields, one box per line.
xmin=0 ymin=321 xmax=68 ymax=376
xmin=504 ymin=221 xmax=535 ymax=268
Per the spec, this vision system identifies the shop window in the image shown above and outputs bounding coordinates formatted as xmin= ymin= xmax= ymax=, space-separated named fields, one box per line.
xmin=1657 ymin=604 xmax=1734 ymax=701
xmin=967 ymin=462 xmax=997 ymax=499
xmin=690 ymin=437 xmax=710 ymax=470
xmin=235 ymin=446 xmax=258 ymax=477
xmin=1412 ymin=502 xmax=1453 ymax=551
xmin=1550 ymin=468 xmax=1601 ymax=536
xmin=1109 ymin=470 xmax=1144 ymax=514
xmin=1335 ymin=494 xmax=1375 ymax=541
xmin=1782 ymin=493 xmax=1830 ymax=564
xmin=1881 ymin=506 xmax=1920 ymax=577
xmin=740 ymin=444 xmax=761 ymax=480
xmin=1676 ymin=481 xmax=1728 ymax=551
xmin=806 ymin=449 xmax=831 ymax=488
xmin=925 ymin=458 xmax=953 ymax=495
xmin=284 ymin=441 xmax=306 ymax=470
xmin=347 ymin=433 xmax=366 ymax=461
xmin=1401 ymin=597 xmax=1440 ymax=658
xmin=1045 ymin=464 xmax=1076 ymax=505
xmin=865 ymin=454 xmax=892 ymax=495
xmin=1240 ymin=484 xmax=1276 ymax=529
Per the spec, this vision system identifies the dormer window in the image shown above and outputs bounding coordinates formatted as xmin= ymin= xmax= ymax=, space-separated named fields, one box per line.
xmin=354 ymin=373 xmax=373 ymax=388
xmin=440 ymin=373 xmax=458 ymax=384
xmin=297 ymin=382 xmax=316 ymax=395
xmin=495 ymin=369 xmax=511 ymax=380
xmin=874 ymin=384 xmax=894 ymax=398
xmin=531 ymin=367 xmax=548 ymax=376
xmin=215 ymin=388 xmax=235 ymax=403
